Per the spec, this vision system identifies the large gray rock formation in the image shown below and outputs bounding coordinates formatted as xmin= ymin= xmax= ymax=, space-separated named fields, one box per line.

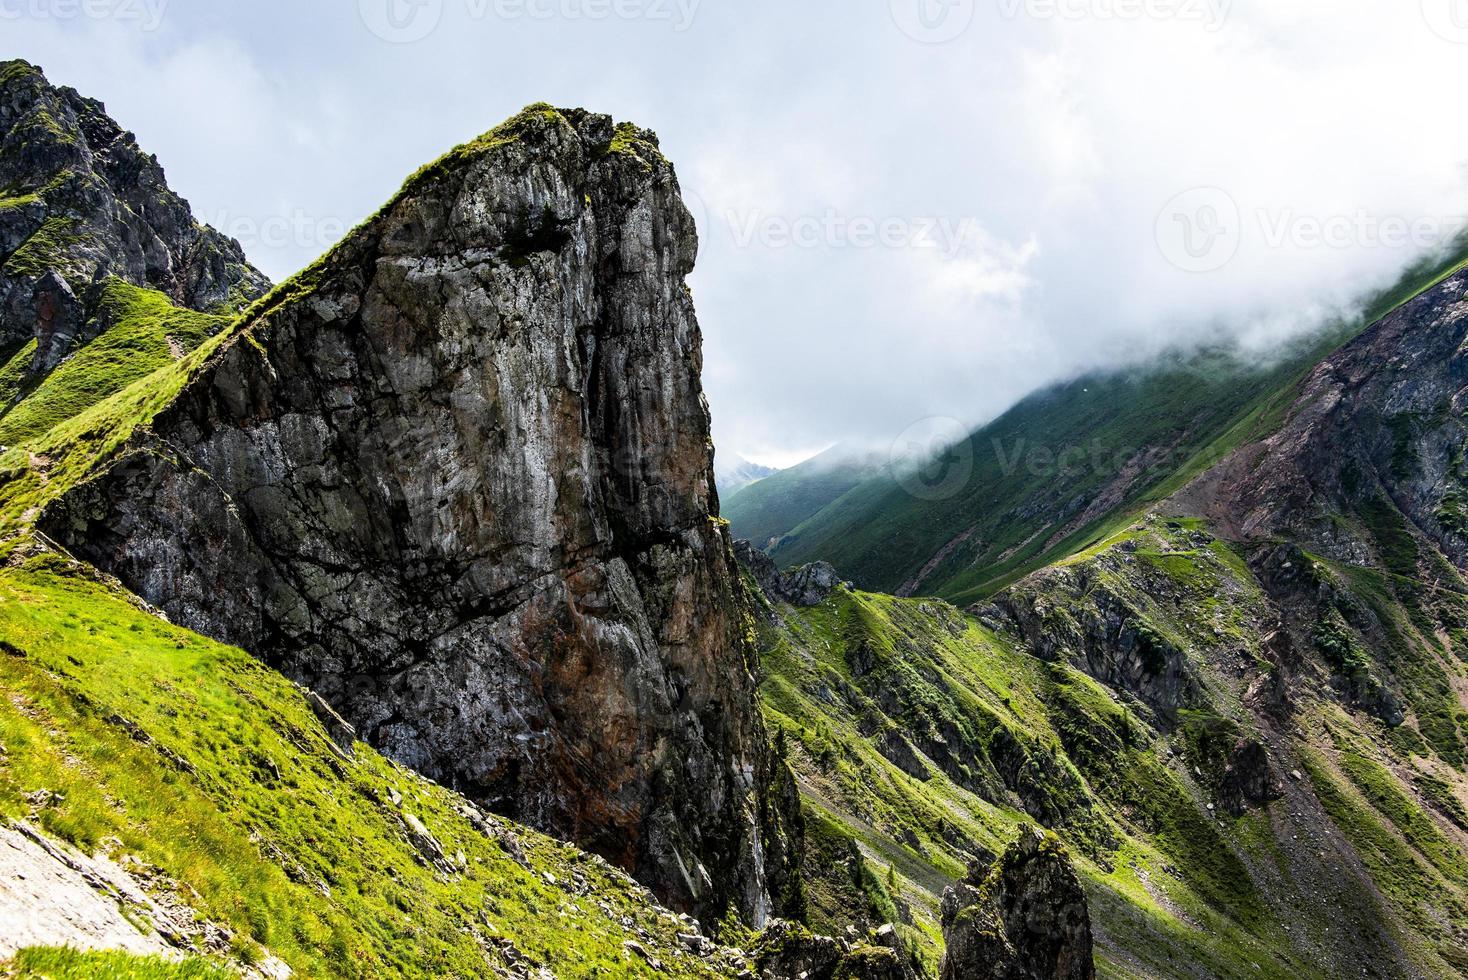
xmin=1167 ymin=267 xmax=1468 ymax=728
xmin=42 ymin=103 xmax=800 ymax=926
xmin=754 ymin=920 xmax=918 ymax=980
xmin=734 ymin=539 xmax=844 ymax=607
xmin=940 ymin=827 xmax=1094 ymax=980
xmin=991 ymin=554 xmax=1204 ymax=719
xmin=0 ymin=59 xmax=268 ymax=365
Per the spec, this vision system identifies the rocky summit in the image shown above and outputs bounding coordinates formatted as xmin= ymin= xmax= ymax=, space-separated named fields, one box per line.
xmin=39 ymin=102 xmax=801 ymax=926
xmin=0 ymin=61 xmax=268 ymax=372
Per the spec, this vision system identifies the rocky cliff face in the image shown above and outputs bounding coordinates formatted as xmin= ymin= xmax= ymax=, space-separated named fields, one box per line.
xmin=0 ymin=60 xmax=268 ymax=368
xmin=939 ymin=828 xmax=1094 ymax=980
xmin=1177 ymin=268 xmax=1468 ymax=567
xmin=41 ymin=105 xmax=799 ymax=925
xmin=1169 ymin=267 xmax=1468 ymax=730
xmin=989 ymin=552 xmax=1207 ymax=720
xmin=734 ymin=540 xmax=844 ymax=608
xmin=754 ymin=920 xmax=919 ymax=980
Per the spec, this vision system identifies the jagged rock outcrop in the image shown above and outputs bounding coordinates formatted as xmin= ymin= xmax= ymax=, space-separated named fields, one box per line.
xmin=735 ymin=539 xmax=844 ymax=607
xmin=41 ymin=105 xmax=799 ymax=924
xmin=1217 ymin=738 xmax=1282 ymax=817
xmin=993 ymin=562 xmax=1202 ymax=717
xmin=939 ymin=827 xmax=1094 ymax=980
xmin=1165 ymin=269 xmax=1468 ymax=731
xmin=0 ymin=59 xmax=268 ymax=362
xmin=754 ymin=920 xmax=918 ymax=980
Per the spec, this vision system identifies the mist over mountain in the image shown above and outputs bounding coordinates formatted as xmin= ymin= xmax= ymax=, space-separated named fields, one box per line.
xmin=715 ymin=452 xmax=779 ymax=498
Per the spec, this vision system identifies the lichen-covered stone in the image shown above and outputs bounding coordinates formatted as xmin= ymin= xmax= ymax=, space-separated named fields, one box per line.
xmin=43 ymin=104 xmax=798 ymax=926
xmin=994 ymin=565 xmax=1202 ymax=716
xmin=753 ymin=920 xmax=918 ymax=980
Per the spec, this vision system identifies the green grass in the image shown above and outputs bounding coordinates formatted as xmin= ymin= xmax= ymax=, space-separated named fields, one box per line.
xmin=1302 ymin=739 xmax=1468 ymax=959
xmin=1327 ymin=560 xmax=1468 ymax=768
xmin=767 ymin=340 xmax=1343 ymax=602
xmin=754 ymin=541 xmax=1320 ymax=978
xmin=0 ymin=302 xmax=240 ymax=539
xmin=0 ymin=191 xmax=40 ymax=211
xmin=5 ymin=947 xmax=234 ymax=979
xmin=0 ymin=279 xmax=229 ymax=448
xmin=753 ymin=505 xmax=1468 ymax=976
xmin=724 ymin=447 xmax=879 ymax=549
xmin=0 ymin=99 xmax=748 ymax=977
xmin=0 ymin=59 xmax=42 ymax=88
xmin=3 ymin=217 xmax=90 ymax=285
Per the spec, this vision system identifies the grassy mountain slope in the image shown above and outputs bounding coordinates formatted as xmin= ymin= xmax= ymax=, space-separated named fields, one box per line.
xmin=724 ymin=447 xmax=882 ymax=550
xmin=755 ymin=517 xmax=1468 ymax=979
xmin=749 ymin=238 xmax=1468 ymax=604
xmin=753 ymin=250 xmax=1468 ymax=978
xmin=769 ymin=343 xmax=1328 ymax=602
xmin=0 ymin=279 xmax=232 ymax=448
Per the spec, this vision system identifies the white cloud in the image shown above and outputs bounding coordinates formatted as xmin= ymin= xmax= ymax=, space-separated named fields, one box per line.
xmin=11 ymin=1 xmax=1468 ymax=464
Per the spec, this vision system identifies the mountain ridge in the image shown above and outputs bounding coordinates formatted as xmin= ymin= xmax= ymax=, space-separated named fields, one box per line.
xmin=30 ymin=98 xmax=805 ymax=927
xmin=744 ymin=254 xmax=1468 ymax=977
xmin=0 ymin=60 xmax=268 ymax=368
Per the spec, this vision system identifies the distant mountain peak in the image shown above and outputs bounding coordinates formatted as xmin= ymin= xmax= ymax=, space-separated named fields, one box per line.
xmin=715 ymin=451 xmax=778 ymax=497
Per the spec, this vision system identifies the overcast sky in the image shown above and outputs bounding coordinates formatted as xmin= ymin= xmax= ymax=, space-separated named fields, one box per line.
xmin=15 ymin=0 xmax=1468 ymax=466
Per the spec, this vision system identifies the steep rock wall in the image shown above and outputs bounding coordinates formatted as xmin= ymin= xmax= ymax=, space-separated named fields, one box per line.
xmin=43 ymin=105 xmax=798 ymax=926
